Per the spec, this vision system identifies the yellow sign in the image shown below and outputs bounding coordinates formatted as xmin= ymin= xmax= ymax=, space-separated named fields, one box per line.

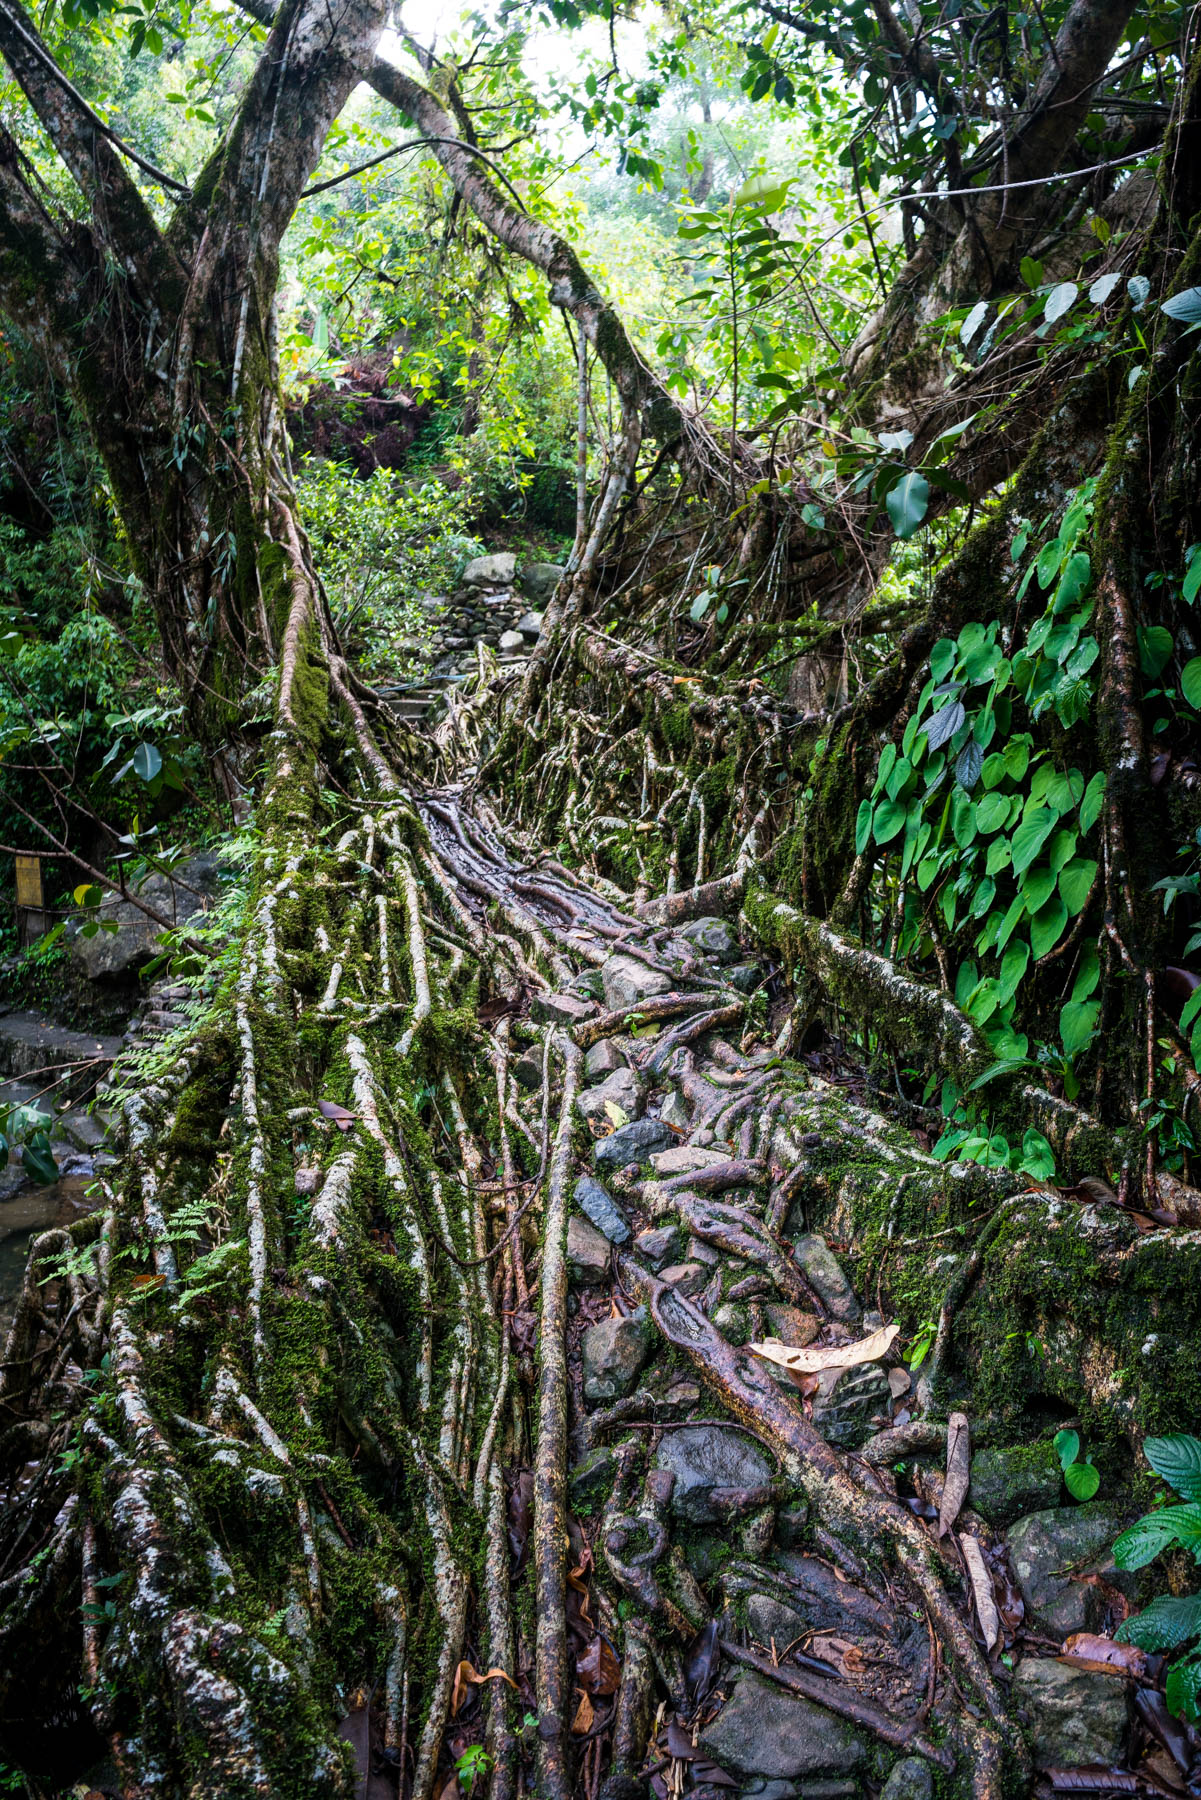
xmin=14 ymin=854 xmax=42 ymax=909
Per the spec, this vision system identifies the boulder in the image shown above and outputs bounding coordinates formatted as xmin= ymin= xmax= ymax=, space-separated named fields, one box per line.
xmin=725 ymin=962 xmax=764 ymax=994
xmin=791 ymin=1234 xmax=860 ymax=1321
xmin=634 ymin=1225 xmax=682 ymax=1269
xmin=745 ymin=1589 xmax=808 ymax=1650
xmin=518 ymin=562 xmax=565 ymax=604
xmin=68 ymin=848 xmax=231 ymax=982
xmin=880 ymin=1757 xmax=934 ymax=1800
xmin=498 ymin=630 xmax=525 ymax=653
xmin=584 ymin=1039 xmax=626 ymax=1080
xmin=567 ymin=1215 xmax=611 ymax=1285
xmin=1011 ymin=1658 xmax=1127 ymax=1767
xmin=516 ymin=611 xmax=545 ymax=638
xmin=594 ymin=1117 xmax=672 ymax=1170
xmin=572 ymin=1175 xmax=631 ymax=1244
xmin=678 ymin=916 xmax=740 ymax=963
xmin=968 ymin=1443 xmax=1062 ymax=1528
xmin=577 ymin=1067 xmax=644 ymax=1127
xmin=582 ymin=1308 xmax=653 ymax=1402
xmin=763 ymin=1304 xmax=821 ymax=1346
xmin=530 ymin=991 xmax=595 ymax=1026
xmin=461 ymin=552 xmax=516 ymax=587
xmin=698 ymin=1671 xmax=865 ymax=1779
xmin=600 ymin=954 xmax=671 ymax=1012
xmin=654 ymin=1424 xmax=772 ymax=1525
xmin=512 ymin=1052 xmax=543 ymax=1091
xmin=1005 ymin=1505 xmax=1126 ymax=1637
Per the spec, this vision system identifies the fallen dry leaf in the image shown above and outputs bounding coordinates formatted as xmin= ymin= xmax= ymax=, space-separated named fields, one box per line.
xmin=961 ymin=1532 xmax=1000 ymax=1651
xmin=939 ymin=1411 xmax=970 ymax=1538
xmin=317 ymin=1099 xmax=356 ymax=1131
xmin=450 ymin=1660 xmax=517 ymax=1717
xmin=750 ymin=1320 xmax=899 ymax=1381
xmin=571 ymin=1690 xmax=595 ymax=1735
xmin=1059 ymin=1633 xmax=1149 ymax=1681
xmin=887 ymin=1366 xmax=911 ymax=1400
xmin=576 ymin=1634 xmax=620 ymax=1696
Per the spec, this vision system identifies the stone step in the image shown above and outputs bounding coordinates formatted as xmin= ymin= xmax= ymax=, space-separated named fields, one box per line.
xmin=0 ymin=1012 xmax=123 ymax=1101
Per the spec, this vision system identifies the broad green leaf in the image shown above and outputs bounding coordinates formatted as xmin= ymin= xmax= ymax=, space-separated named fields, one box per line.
xmin=1079 ymin=771 xmax=1106 ymax=833
xmin=22 ymin=1133 xmax=57 ymax=1186
xmin=1030 ymin=895 xmax=1068 ymax=958
xmin=995 ymin=892 xmax=1027 ymax=952
xmin=917 ymin=854 xmax=942 ymax=892
xmin=1064 ymin=1461 xmax=1101 ymax=1501
xmin=980 ymin=752 xmax=1007 ymax=790
xmin=1047 ymin=827 xmax=1078 ymax=873
xmin=1116 ymin=1593 xmax=1201 ymax=1652
xmin=1088 ymin=272 xmax=1122 ymax=304
xmin=1044 ymin=281 xmax=1078 ymax=324
xmin=1059 ymin=857 xmax=1098 ymax=914
xmin=132 ymin=742 xmax=163 ymax=782
xmin=1051 ymin=551 xmax=1091 ymax=613
xmin=735 ymin=172 xmax=790 ymax=210
xmin=1036 ymin=540 xmax=1063 ymax=589
xmin=1003 ymin=738 xmax=1030 ymax=781
xmin=1113 ymin=1505 xmax=1201 ymax=1569
xmin=1162 ymin=286 xmax=1201 ymax=325
xmin=1145 ymin=1434 xmax=1201 ymax=1502
xmin=1072 ymin=944 xmax=1100 ymax=1002
xmin=1011 ymin=806 xmax=1057 ymax=874
xmin=985 ymin=836 xmax=1012 ymax=877
xmin=886 ymin=471 xmax=930 ymax=540
xmin=873 ymin=798 xmax=906 ymax=845
xmin=976 ymin=792 xmax=1009 ymax=834
xmin=951 ymin=789 xmax=977 ymax=847
xmin=1138 ymin=625 xmax=1174 ymax=677
xmin=1018 ymin=1128 xmax=1055 ymax=1181
xmin=923 ymin=699 xmax=965 ymax=750
xmin=955 ymin=740 xmax=984 ymax=790
xmin=1021 ymin=866 xmax=1057 ymax=912
xmin=930 ymin=638 xmax=957 ymax=679
xmin=1165 ymin=1655 xmax=1201 ymax=1725
xmin=1054 ymin=1428 xmax=1081 ymax=1471
xmin=998 ymin=941 xmax=1030 ymax=1003
xmin=855 ymin=799 xmax=874 ymax=855
xmin=1060 ymin=999 xmax=1100 ymax=1056
xmin=886 ymin=755 xmax=914 ymax=801
xmin=1185 ymin=547 xmax=1201 ymax=606
xmin=874 ymin=742 xmax=898 ymax=795
xmin=1181 ymin=657 xmax=1201 ymax=710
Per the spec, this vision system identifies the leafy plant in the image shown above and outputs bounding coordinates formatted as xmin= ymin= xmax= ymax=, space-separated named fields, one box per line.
xmin=1113 ymin=1434 xmax=1201 ymax=1722
xmin=454 ymin=1745 xmax=494 ymax=1794
xmin=1054 ymin=1427 xmax=1100 ymax=1501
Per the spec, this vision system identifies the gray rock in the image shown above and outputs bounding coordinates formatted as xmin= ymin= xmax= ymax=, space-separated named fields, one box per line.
xmin=634 ymin=1225 xmax=682 ymax=1269
xmin=658 ymin=1261 xmax=708 ymax=1296
xmin=600 ymin=954 xmax=671 ymax=1012
xmin=594 ymin=1117 xmax=672 ymax=1170
xmin=517 ymin=610 xmax=545 ymax=638
xmin=570 ymin=1445 xmax=615 ymax=1508
xmin=53 ymin=1110 xmax=110 ymax=1152
xmin=654 ymin=1424 xmax=772 ymax=1525
xmin=68 ymin=848 xmax=231 ymax=982
xmin=745 ymin=1589 xmax=807 ymax=1650
xmin=1011 ymin=1658 xmax=1127 ymax=1767
xmin=650 ymin=1145 xmax=728 ymax=1176
xmin=577 ymin=1067 xmax=644 ymax=1127
xmin=462 ymin=552 xmax=517 ymax=586
xmin=530 ymin=991 xmax=595 ymax=1026
xmin=686 ymin=1237 xmax=720 ymax=1267
xmin=698 ymin=1671 xmax=865 ymax=1779
xmin=1005 ymin=1505 xmax=1125 ymax=1638
xmin=725 ymin=962 xmax=764 ymax=994
xmin=498 ymin=630 xmax=525 ymax=653
xmin=513 ymin=1052 xmax=543 ymax=1090
xmin=738 ymin=1782 xmax=798 ymax=1800
xmin=770 ymin=1552 xmax=895 ymax=1641
xmin=792 ymin=1235 xmax=860 ymax=1322
xmin=567 ymin=1215 xmax=611 ymax=1285
xmin=657 ymin=1377 xmax=701 ymax=1416
xmin=659 ymin=1089 xmax=691 ymax=1130
xmin=711 ymin=1302 xmax=748 ymax=1344
xmin=774 ymin=1500 xmax=810 ymax=1549
xmin=880 ymin=1757 xmax=934 ymax=1800
xmin=678 ymin=916 xmax=739 ymax=963
xmin=573 ymin=1175 xmax=631 ymax=1244
xmin=519 ymin=562 xmax=565 ymax=604
xmin=582 ymin=1308 xmax=653 ymax=1402
xmin=584 ymin=1039 xmax=626 ymax=1080
xmin=968 ymin=1444 xmax=1062 ymax=1528
xmin=811 ymin=1363 xmax=890 ymax=1450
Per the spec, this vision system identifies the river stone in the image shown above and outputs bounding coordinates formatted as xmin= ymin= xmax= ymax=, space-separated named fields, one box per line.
xmin=573 ymin=1175 xmax=631 ymax=1244
xmin=654 ymin=1424 xmax=772 ymax=1525
xmin=517 ymin=610 xmax=545 ymax=638
xmin=600 ymin=954 xmax=672 ymax=1011
xmin=567 ymin=1215 xmax=611 ymax=1285
xmin=582 ymin=1307 xmax=653 ymax=1402
xmin=678 ymin=916 xmax=739 ymax=963
xmin=530 ymin=991 xmax=594 ymax=1026
xmin=650 ymin=1144 xmax=727 ymax=1175
xmin=745 ymin=1589 xmax=808 ymax=1649
xmin=763 ymin=1304 xmax=821 ymax=1346
xmin=657 ymin=1261 xmax=708 ymax=1296
xmin=594 ymin=1117 xmax=672 ymax=1170
xmin=634 ymin=1225 xmax=682 ymax=1269
xmin=1011 ymin=1658 xmax=1127 ymax=1766
xmin=519 ymin=562 xmax=565 ymax=603
xmin=660 ymin=1089 xmax=691 ymax=1130
xmin=498 ymin=630 xmax=525 ymax=653
xmin=584 ymin=1039 xmax=625 ymax=1080
xmin=698 ymin=1671 xmax=865 ymax=1779
xmin=968 ymin=1443 xmax=1062 ymax=1527
xmin=1005 ymin=1505 xmax=1125 ymax=1637
xmin=792 ymin=1234 xmax=860 ymax=1322
xmin=578 ymin=1067 xmax=644 ymax=1127
xmin=880 ymin=1757 xmax=934 ymax=1800
xmin=462 ymin=551 xmax=516 ymax=586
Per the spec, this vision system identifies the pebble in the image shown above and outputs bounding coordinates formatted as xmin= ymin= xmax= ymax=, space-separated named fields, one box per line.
xmin=573 ymin=1174 xmax=631 ymax=1244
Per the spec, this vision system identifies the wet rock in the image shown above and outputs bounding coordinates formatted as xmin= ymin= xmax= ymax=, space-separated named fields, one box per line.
xmin=811 ymin=1363 xmax=890 ymax=1449
xmin=518 ymin=562 xmax=565 ymax=604
xmin=658 ymin=1260 xmax=708 ymax=1296
xmin=54 ymin=1110 xmax=110 ymax=1152
xmin=567 ymin=1215 xmax=611 ymax=1285
xmin=582 ymin=1308 xmax=653 ymax=1402
xmin=499 ymin=630 xmax=525 ymax=653
xmin=771 ymin=1553 xmax=895 ymax=1640
xmin=68 ymin=848 xmax=232 ymax=982
xmin=650 ymin=1145 xmax=728 ymax=1175
xmin=594 ymin=1117 xmax=672 ymax=1170
xmin=531 ymin=991 xmax=595 ymax=1026
xmin=600 ymin=954 xmax=671 ymax=1012
xmin=711 ymin=1302 xmax=748 ymax=1343
xmin=774 ymin=1500 xmax=810 ymax=1549
xmin=570 ymin=1446 xmax=615 ymax=1508
xmin=584 ymin=1039 xmax=626 ymax=1080
xmin=791 ymin=1235 xmax=860 ymax=1322
xmin=517 ymin=610 xmax=545 ymax=638
xmin=763 ymin=1304 xmax=821 ymax=1346
xmin=659 ymin=1089 xmax=691 ymax=1130
xmin=1006 ymin=1506 xmax=1129 ymax=1637
xmin=635 ymin=1225 xmax=682 ymax=1268
xmin=462 ymin=552 xmax=516 ymax=586
xmin=657 ymin=1377 xmax=701 ymax=1415
xmin=578 ymin=1067 xmax=644 ymax=1127
xmin=698 ymin=1671 xmax=865 ymax=1779
xmin=1011 ymin=1658 xmax=1127 ymax=1767
xmin=968 ymin=1443 xmax=1062 ymax=1528
xmin=745 ymin=1589 xmax=808 ymax=1649
xmin=654 ymin=1424 xmax=772 ymax=1525
xmin=513 ymin=1052 xmax=543 ymax=1090
xmin=678 ymin=916 xmax=739 ymax=963
xmin=725 ymin=962 xmax=764 ymax=994
xmin=880 ymin=1757 xmax=934 ymax=1800
xmin=685 ymin=1237 xmax=719 ymax=1267
xmin=573 ymin=1175 xmax=631 ymax=1244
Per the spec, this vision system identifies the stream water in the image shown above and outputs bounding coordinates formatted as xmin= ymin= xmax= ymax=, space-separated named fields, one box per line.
xmin=0 ymin=1172 xmax=99 ymax=1337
